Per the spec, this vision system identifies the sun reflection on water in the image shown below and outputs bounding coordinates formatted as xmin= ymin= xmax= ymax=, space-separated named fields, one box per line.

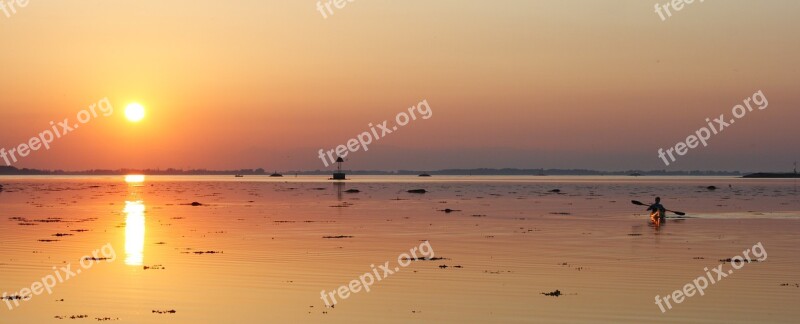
xmin=124 ymin=201 xmax=146 ymax=266
xmin=124 ymin=174 xmax=145 ymax=184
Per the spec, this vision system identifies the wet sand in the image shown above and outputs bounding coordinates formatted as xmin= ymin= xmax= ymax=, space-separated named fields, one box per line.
xmin=0 ymin=176 xmax=798 ymax=323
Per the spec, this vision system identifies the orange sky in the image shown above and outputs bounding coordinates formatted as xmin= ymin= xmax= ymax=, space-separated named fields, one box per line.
xmin=0 ymin=1 xmax=798 ymax=171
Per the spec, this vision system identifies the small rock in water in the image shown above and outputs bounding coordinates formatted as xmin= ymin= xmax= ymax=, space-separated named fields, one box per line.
xmin=407 ymin=189 xmax=427 ymax=194
xmin=54 ymin=315 xmax=89 ymax=320
xmin=345 ymin=189 xmax=360 ymax=193
xmin=542 ymin=289 xmax=562 ymax=297
xmin=549 ymin=189 xmax=561 ymax=193
xmin=1 ymin=295 xmax=24 ymax=300
xmin=152 ymin=310 xmax=177 ymax=314
xmin=190 ymin=202 xmax=202 ymax=206
xmin=83 ymin=257 xmax=111 ymax=261
xmin=95 ymin=317 xmax=119 ymax=321
xmin=143 ymin=264 xmax=166 ymax=270
xmin=707 ymin=186 xmax=717 ymax=190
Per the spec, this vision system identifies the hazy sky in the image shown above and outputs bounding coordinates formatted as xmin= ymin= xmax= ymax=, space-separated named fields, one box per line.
xmin=1 ymin=0 xmax=798 ymax=171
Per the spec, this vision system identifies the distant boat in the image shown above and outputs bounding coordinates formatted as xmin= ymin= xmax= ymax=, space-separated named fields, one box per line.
xmin=270 ymin=171 xmax=283 ymax=177
xmin=235 ymin=174 xmax=244 ymax=178
xmin=418 ymin=173 xmax=431 ymax=177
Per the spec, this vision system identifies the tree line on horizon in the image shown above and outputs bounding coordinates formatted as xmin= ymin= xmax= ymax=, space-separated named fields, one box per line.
xmin=0 ymin=166 xmax=742 ymax=176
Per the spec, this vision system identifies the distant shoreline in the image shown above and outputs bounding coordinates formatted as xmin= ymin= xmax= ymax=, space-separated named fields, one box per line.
xmin=0 ymin=166 xmax=745 ymax=176
xmin=742 ymin=173 xmax=800 ymax=179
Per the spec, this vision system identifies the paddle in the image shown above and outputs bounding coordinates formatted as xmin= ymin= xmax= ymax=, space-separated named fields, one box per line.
xmin=631 ymin=200 xmax=686 ymax=216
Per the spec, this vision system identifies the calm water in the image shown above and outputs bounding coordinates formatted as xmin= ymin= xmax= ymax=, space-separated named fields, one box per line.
xmin=0 ymin=176 xmax=798 ymax=323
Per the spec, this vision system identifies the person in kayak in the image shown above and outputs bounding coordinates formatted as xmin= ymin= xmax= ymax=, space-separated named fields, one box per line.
xmin=647 ymin=197 xmax=667 ymax=223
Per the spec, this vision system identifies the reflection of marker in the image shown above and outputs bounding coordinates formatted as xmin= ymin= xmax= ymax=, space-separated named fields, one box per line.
xmin=395 ymin=267 xmax=400 ymax=272
xmin=728 ymin=269 xmax=733 ymax=274
xmin=730 ymin=119 xmax=735 ymax=124
xmin=393 ymin=126 xmax=398 ymax=131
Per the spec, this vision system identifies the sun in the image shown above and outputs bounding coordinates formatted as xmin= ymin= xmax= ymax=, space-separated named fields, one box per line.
xmin=125 ymin=103 xmax=146 ymax=122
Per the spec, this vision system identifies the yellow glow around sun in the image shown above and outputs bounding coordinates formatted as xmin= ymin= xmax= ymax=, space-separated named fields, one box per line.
xmin=125 ymin=103 xmax=146 ymax=122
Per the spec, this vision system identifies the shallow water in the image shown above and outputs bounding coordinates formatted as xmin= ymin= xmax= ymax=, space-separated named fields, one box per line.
xmin=0 ymin=176 xmax=798 ymax=323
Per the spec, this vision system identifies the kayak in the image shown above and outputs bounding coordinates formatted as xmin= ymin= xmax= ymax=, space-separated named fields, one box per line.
xmin=650 ymin=209 xmax=665 ymax=225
